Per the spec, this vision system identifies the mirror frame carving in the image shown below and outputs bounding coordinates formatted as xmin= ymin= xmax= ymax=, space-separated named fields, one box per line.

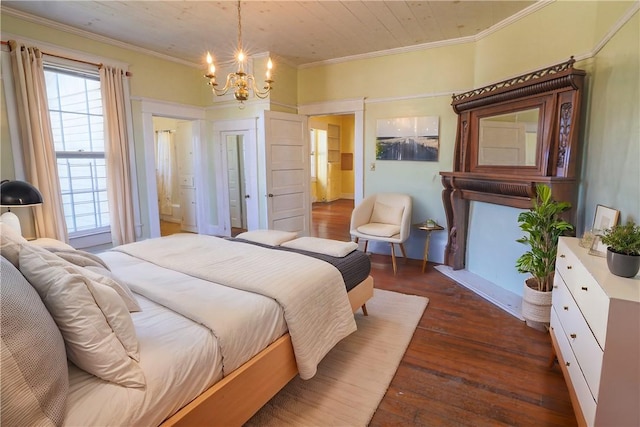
xmin=440 ymin=58 xmax=585 ymax=269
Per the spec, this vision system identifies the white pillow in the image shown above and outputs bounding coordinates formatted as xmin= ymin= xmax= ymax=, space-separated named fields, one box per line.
xmin=23 ymin=245 xmax=141 ymax=313
xmin=0 ymin=222 xmax=28 ymax=267
xmin=84 ymin=266 xmax=141 ymax=312
xmin=19 ymin=245 xmax=145 ymax=388
xmin=29 ymin=237 xmax=75 ymax=251
xmin=236 ymin=229 xmax=298 ymax=246
xmin=282 ymin=237 xmax=359 ymax=257
xmin=370 ymin=201 xmax=404 ymax=226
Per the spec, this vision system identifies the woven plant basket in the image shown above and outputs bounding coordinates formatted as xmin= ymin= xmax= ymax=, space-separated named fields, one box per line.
xmin=521 ymin=279 xmax=552 ymax=330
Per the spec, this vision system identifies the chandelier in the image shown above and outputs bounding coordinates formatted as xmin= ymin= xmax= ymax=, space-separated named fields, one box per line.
xmin=204 ymin=1 xmax=273 ymax=103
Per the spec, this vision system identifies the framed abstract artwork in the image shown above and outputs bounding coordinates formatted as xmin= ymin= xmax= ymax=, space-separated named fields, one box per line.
xmin=375 ymin=116 xmax=439 ymax=161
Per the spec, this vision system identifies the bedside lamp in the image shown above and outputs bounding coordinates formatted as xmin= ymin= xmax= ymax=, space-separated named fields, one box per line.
xmin=0 ymin=180 xmax=43 ymax=236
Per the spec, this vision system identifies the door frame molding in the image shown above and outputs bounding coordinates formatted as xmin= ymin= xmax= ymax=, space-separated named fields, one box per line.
xmin=298 ymin=98 xmax=365 ymax=204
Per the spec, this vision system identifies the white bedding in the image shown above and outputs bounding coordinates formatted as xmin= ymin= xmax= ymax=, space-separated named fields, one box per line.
xmin=113 ymin=234 xmax=357 ymax=379
xmin=64 ymin=295 xmax=221 ymax=427
xmin=99 ymin=250 xmax=288 ymax=374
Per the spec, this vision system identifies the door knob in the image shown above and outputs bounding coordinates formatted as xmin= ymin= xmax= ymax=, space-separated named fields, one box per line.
xmin=245 ymin=194 xmax=250 ymax=199
xmin=268 ymin=193 xmax=274 ymax=197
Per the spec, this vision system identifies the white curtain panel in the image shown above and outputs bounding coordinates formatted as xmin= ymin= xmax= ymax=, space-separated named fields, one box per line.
xmin=8 ymin=40 xmax=68 ymax=241
xmin=100 ymin=65 xmax=136 ymax=246
xmin=155 ymin=131 xmax=175 ymax=216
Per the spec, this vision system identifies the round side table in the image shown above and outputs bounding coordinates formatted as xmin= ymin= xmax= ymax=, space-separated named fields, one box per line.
xmin=414 ymin=222 xmax=444 ymax=273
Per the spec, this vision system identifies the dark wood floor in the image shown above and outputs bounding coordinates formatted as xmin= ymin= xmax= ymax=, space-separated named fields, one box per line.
xmin=312 ymin=199 xmax=577 ymax=427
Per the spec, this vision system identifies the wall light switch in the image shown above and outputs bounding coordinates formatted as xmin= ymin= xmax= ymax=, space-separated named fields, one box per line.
xmin=370 ymin=162 xmax=376 ymax=171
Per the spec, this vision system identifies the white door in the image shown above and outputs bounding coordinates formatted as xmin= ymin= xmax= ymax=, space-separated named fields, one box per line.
xmin=176 ymin=121 xmax=197 ymax=232
xmin=226 ymin=136 xmax=243 ymax=228
xmin=211 ymin=119 xmax=259 ymax=236
xmin=261 ymin=110 xmax=310 ymax=236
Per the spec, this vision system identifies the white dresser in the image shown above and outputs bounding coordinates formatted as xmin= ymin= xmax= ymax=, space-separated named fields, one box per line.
xmin=550 ymin=237 xmax=640 ymax=426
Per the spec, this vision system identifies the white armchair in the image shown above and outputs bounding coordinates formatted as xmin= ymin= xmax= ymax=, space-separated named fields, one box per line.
xmin=350 ymin=193 xmax=412 ymax=274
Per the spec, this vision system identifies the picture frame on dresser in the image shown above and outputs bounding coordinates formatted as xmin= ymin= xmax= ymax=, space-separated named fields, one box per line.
xmin=589 ymin=205 xmax=620 ymax=256
xmin=593 ymin=204 xmax=619 ymax=232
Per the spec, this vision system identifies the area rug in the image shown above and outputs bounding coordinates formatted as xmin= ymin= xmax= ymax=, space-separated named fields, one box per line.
xmin=245 ymin=289 xmax=429 ymax=426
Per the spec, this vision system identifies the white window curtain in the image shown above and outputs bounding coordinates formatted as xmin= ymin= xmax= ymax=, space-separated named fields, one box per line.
xmin=8 ymin=40 xmax=68 ymax=241
xmin=155 ymin=131 xmax=175 ymax=216
xmin=100 ymin=65 xmax=136 ymax=246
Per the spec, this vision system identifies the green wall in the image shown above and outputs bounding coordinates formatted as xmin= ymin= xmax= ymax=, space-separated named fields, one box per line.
xmin=581 ymin=10 xmax=639 ymax=226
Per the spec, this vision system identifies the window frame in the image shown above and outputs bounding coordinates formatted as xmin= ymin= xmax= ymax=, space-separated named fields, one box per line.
xmin=45 ymin=63 xmax=112 ymax=244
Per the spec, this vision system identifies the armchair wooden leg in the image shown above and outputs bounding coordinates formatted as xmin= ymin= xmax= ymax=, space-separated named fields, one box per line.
xmin=399 ymin=243 xmax=407 ymax=262
xmin=361 ymin=304 xmax=368 ymax=316
xmin=390 ymin=243 xmax=397 ymax=275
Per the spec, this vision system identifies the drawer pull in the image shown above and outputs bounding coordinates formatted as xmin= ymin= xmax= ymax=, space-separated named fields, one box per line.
xmin=566 ymin=265 xmax=572 ymax=270
xmin=581 ymin=286 xmax=588 ymax=291
xmin=563 ymin=306 xmax=569 ymax=311
xmin=570 ymin=333 xmax=577 ymax=339
xmin=565 ymin=361 xmax=571 ymax=367
xmin=559 ymin=254 xmax=566 ymax=258
xmin=553 ymin=285 xmax=558 ymax=289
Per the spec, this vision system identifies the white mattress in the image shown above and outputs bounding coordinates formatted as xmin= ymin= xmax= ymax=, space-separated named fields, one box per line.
xmin=63 ymin=252 xmax=289 ymax=426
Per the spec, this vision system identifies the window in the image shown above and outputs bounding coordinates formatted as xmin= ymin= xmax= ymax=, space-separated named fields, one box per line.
xmin=45 ymin=67 xmax=110 ymax=237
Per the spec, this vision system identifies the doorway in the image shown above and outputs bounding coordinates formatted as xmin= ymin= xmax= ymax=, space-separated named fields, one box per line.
xmin=152 ymin=116 xmax=197 ymax=237
xmin=225 ymin=134 xmax=248 ymax=236
xmin=309 ymin=114 xmax=355 ymax=236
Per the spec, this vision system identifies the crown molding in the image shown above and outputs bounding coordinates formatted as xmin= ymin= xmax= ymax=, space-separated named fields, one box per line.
xmin=591 ymin=0 xmax=639 ymax=57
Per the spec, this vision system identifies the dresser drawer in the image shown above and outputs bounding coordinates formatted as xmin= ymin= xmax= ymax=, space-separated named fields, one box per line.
xmin=551 ymin=309 xmax=596 ymax=426
xmin=552 ymin=274 xmax=604 ymax=401
xmin=556 ymin=241 xmax=610 ymax=347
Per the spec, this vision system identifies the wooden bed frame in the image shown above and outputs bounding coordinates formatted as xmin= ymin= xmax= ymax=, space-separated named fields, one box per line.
xmin=161 ymin=275 xmax=375 ymax=427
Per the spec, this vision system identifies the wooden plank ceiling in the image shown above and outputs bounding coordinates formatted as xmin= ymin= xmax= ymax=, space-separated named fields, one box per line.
xmin=1 ymin=1 xmax=536 ymax=66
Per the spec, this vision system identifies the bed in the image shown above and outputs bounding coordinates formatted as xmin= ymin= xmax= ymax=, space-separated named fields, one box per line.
xmin=0 ymin=226 xmax=373 ymax=426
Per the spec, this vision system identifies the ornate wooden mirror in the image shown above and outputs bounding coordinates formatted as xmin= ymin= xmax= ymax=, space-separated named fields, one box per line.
xmin=440 ymin=57 xmax=585 ymax=269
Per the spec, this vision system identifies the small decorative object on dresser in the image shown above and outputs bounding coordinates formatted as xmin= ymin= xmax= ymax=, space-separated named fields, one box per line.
xmin=599 ymin=221 xmax=640 ymax=278
xmin=516 ymin=184 xmax=573 ymax=330
xmin=551 ymin=237 xmax=640 ymax=427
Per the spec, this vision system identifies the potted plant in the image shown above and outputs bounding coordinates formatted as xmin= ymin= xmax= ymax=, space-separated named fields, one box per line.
xmin=600 ymin=221 xmax=640 ymax=278
xmin=516 ymin=184 xmax=574 ymax=330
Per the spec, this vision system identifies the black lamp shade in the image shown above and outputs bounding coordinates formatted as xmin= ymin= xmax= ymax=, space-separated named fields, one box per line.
xmin=0 ymin=180 xmax=43 ymax=207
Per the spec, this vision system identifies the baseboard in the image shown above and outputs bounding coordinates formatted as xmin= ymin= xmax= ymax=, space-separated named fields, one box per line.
xmin=435 ymin=266 xmax=524 ymax=321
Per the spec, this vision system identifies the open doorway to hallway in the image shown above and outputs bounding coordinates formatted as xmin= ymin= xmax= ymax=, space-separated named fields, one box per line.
xmin=309 ymin=114 xmax=355 ymax=242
